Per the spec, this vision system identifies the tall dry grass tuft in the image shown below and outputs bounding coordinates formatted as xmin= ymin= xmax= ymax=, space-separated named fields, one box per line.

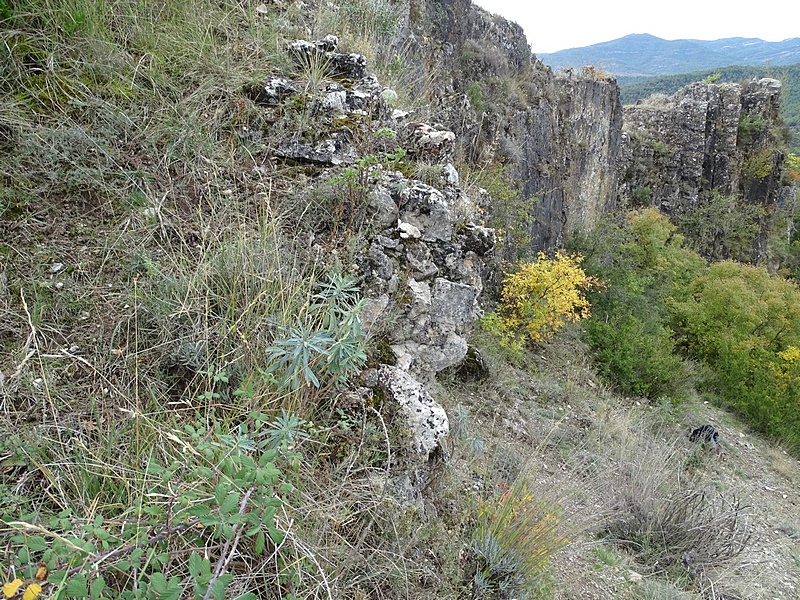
xmin=602 ymin=426 xmax=752 ymax=581
xmin=468 ymin=480 xmax=568 ymax=598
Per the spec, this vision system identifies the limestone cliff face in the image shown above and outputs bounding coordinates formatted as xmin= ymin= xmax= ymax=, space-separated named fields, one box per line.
xmin=620 ymin=78 xmax=785 ymax=261
xmin=391 ymin=1 xmax=786 ymax=261
xmin=397 ymin=0 xmax=623 ymax=254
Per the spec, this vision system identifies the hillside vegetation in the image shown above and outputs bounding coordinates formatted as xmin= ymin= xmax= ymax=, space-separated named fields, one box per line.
xmin=1 ymin=2 xmax=800 ymax=600
xmin=539 ymin=34 xmax=800 ymax=78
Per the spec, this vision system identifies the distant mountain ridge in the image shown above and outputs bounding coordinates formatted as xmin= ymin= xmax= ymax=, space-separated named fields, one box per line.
xmin=538 ymin=33 xmax=800 ymax=77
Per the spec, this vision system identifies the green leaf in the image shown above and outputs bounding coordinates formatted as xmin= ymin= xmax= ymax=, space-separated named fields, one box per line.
xmin=149 ymin=572 xmax=167 ymax=594
xmin=27 ymin=535 xmax=48 ymax=552
xmin=65 ymin=574 xmax=89 ymax=597
xmin=257 ymin=450 xmax=277 ymax=466
xmin=146 ymin=460 xmax=165 ymax=476
xmin=161 ymin=576 xmax=182 ymax=600
xmin=90 ymin=574 xmax=106 ymax=599
xmin=220 ymin=492 xmax=240 ymax=516
xmin=268 ymin=528 xmax=285 ymax=545
xmin=188 ymin=552 xmax=202 ymax=578
xmin=254 ymin=531 xmax=265 ymax=556
xmin=213 ymin=483 xmax=227 ymax=508
xmin=211 ymin=574 xmax=233 ymax=600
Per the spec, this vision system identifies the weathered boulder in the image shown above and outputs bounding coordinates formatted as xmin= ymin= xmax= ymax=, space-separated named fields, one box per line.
xmin=274 ymin=132 xmax=358 ymax=165
xmin=248 ymin=76 xmax=299 ymax=106
xmin=378 ymin=365 xmax=449 ymax=455
xmin=287 ymin=37 xmax=368 ymax=80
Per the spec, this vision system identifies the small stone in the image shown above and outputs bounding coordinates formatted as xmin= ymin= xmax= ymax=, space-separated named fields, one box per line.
xmin=398 ymin=221 xmax=422 ymax=239
xmin=48 ymin=262 xmax=64 ymax=273
xmin=442 ymin=163 xmax=459 ymax=185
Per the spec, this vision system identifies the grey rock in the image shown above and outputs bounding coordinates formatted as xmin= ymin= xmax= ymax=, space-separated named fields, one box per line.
xmin=367 ymin=187 xmax=399 ymax=229
xmin=275 ymin=132 xmax=357 ymax=166
xmin=620 ymin=78 xmax=784 ymax=261
xmin=398 ymin=220 xmax=422 ymax=239
xmin=442 ymin=163 xmax=460 ymax=186
xmin=288 ymin=38 xmax=368 ymax=80
xmin=398 ymin=183 xmax=454 ymax=242
xmin=361 ymin=294 xmax=390 ymax=330
xmin=406 ymin=242 xmax=439 ymax=279
xmin=250 ymin=76 xmax=298 ymax=106
xmin=368 ymin=243 xmax=394 ymax=280
xmin=406 ymin=123 xmax=456 ymax=162
xmin=430 ymin=278 xmax=478 ymax=327
xmin=463 ymin=224 xmax=495 ymax=256
xmin=378 ymin=365 xmax=449 ymax=455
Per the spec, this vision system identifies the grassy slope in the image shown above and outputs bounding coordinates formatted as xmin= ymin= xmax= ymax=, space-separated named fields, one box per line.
xmin=1 ymin=1 xmax=799 ymax=599
xmin=450 ymin=330 xmax=800 ymax=599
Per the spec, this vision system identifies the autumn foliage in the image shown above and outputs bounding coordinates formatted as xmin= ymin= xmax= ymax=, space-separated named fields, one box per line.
xmin=485 ymin=251 xmax=597 ymax=350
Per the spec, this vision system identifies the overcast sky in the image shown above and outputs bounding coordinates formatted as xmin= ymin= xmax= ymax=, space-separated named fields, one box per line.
xmin=471 ymin=0 xmax=800 ymax=54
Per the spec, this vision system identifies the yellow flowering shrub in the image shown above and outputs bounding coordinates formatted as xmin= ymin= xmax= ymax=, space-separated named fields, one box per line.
xmin=486 ymin=251 xmax=597 ymax=351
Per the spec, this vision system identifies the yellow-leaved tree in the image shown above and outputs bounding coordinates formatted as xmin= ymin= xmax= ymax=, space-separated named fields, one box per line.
xmin=485 ymin=251 xmax=597 ymax=352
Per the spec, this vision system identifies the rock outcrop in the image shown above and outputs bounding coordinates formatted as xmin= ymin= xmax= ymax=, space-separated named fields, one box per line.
xmin=254 ymin=35 xmax=495 ymax=465
xmin=394 ymin=0 xmax=623 ymax=256
xmin=620 ymin=78 xmax=785 ymax=261
xmin=388 ymin=1 xmax=787 ymax=262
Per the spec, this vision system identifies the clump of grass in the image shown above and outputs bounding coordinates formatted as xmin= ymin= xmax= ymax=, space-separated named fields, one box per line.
xmin=603 ymin=431 xmax=752 ymax=580
xmin=0 ymin=1 xmax=385 ymax=597
xmin=467 ymin=480 xmax=568 ymax=598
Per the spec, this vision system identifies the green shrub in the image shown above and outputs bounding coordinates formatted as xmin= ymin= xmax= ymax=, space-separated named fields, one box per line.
xmin=672 ymin=190 xmax=764 ymax=262
xmin=742 ymin=147 xmax=778 ymax=180
xmin=1 ymin=411 xmax=303 ymax=600
xmin=583 ymin=315 xmax=685 ymax=398
xmin=467 ymin=80 xmax=486 ymax=113
xmin=463 ymin=161 xmax=537 ymax=261
xmin=570 ymin=209 xmax=703 ymax=399
xmin=264 ymin=272 xmax=367 ymax=405
xmin=669 ymin=261 xmax=800 ymax=447
xmin=738 ymin=110 xmax=767 ymax=146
